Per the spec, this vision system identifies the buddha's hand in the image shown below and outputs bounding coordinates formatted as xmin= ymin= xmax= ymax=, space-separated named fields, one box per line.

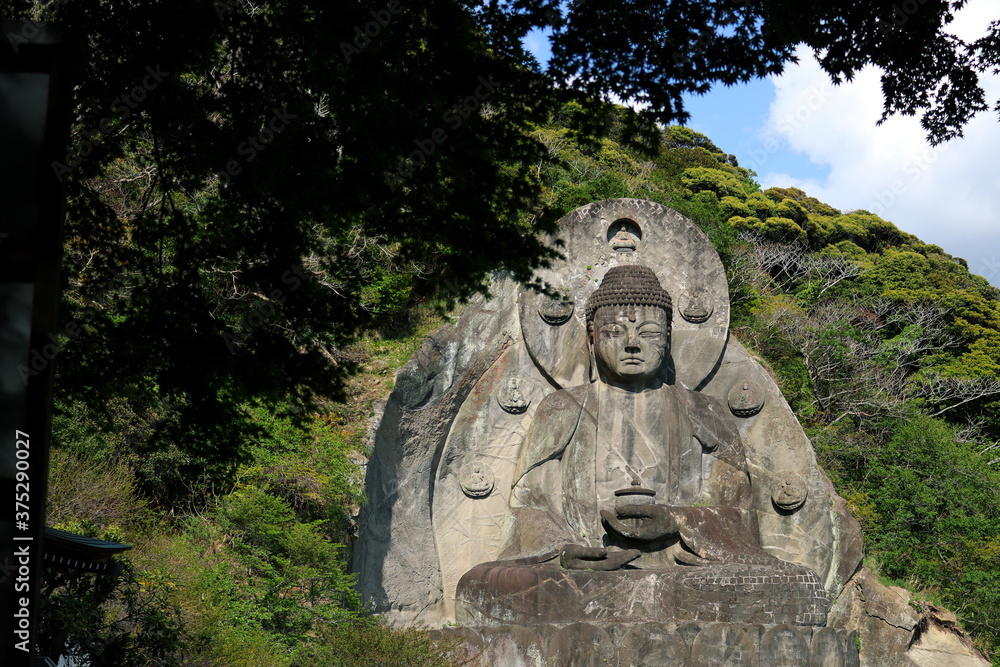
xmin=560 ymin=544 xmax=640 ymax=570
xmin=600 ymin=504 xmax=678 ymax=542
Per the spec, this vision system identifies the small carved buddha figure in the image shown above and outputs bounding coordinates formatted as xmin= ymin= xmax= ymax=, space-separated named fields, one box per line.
xmin=610 ymin=224 xmax=637 ymax=252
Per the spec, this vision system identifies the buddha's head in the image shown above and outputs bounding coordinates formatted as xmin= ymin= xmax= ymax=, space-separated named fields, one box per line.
xmin=585 ymin=265 xmax=672 ymax=387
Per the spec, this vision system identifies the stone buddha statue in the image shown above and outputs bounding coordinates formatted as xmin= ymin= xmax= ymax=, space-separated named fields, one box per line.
xmin=456 ymin=264 xmax=829 ymax=627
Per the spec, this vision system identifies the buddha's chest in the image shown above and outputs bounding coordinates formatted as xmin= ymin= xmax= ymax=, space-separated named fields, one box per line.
xmin=592 ymin=390 xmax=701 ymax=507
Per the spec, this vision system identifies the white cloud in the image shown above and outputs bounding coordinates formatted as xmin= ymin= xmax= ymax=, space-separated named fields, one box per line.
xmin=758 ymin=0 xmax=1000 ymax=284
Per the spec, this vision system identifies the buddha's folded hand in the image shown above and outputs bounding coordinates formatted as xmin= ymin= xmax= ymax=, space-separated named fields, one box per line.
xmin=560 ymin=543 xmax=640 ymax=570
xmin=601 ymin=503 xmax=679 ymax=542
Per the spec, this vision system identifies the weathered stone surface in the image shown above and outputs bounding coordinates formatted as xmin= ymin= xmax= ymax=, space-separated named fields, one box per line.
xmin=702 ymin=337 xmax=864 ymax=594
xmin=907 ymin=604 xmax=990 ymax=667
xmin=354 ymin=199 xmax=864 ymax=666
xmin=688 ymin=624 xmax=757 ymax=665
xmin=457 ymin=561 xmax=828 ymax=627
xmin=616 ymin=623 xmax=690 ymax=666
xmin=827 ymin=568 xmax=988 ymax=667
xmin=828 ymin=567 xmax=918 ymax=667
xmin=436 ymin=622 xmax=860 ymax=666
xmin=811 ymin=626 xmax=862 ymax=667
xmin=480 ymin=625 xmax=546 ymax=667
xmin=761 ymin=624 xmax=813 ymax=666
xmin=547 ymin=623 xmax=617 ymax=667
xmin=353 ymin=278 xmax=524 ymax=625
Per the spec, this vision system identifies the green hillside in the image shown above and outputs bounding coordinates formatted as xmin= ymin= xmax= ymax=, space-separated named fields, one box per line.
xmin=45 ymin=108 xmax=1000 ymax=664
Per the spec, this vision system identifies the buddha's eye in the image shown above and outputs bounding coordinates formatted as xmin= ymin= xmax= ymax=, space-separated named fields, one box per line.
xmin=639 ymin=331 xmax=662 ymax=338
xmin=601 ymin=325 xmax=624 ymax=337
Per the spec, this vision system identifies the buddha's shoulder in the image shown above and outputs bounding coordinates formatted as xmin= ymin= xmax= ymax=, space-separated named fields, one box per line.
xmin=534 ymin=384 xmax=590 ymax=416
xmin=671 ymin=385 xmax=744 ymax=454
xmin=670 ymin=384 xmax=727 ymax=413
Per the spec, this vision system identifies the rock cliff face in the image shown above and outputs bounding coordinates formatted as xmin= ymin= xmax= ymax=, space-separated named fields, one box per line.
xmin=352 ymin=199 xmax=983 ymax=665
xmin=830 ymin=567 xmax=989 ymax=667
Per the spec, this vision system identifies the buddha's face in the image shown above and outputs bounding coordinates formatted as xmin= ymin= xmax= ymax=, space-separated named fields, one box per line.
xmin=591 ymin=304 xmax=670 ymax=386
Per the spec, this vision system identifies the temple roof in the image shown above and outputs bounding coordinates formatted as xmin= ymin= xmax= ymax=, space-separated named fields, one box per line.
xmin=43 ymin=526 xmax=132 ymax=574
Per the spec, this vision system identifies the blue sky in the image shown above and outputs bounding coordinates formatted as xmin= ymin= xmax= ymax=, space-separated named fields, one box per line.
xmin=523 ymin=3 xmax=1000 ymax=287
xmin=681 ymin=82 xmax=830 ymax=185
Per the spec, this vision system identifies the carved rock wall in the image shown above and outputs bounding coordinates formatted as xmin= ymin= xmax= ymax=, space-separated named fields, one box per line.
xmin=828 ymin=567 xmax=990 ymax=667
xmin=353 ymin=200 xmax=864 ymax=627
xmin=352 ymin=278 xmax=522 ymax=623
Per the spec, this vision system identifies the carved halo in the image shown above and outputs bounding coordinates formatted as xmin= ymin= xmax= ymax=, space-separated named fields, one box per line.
xmin=537 ymin=292 xmax=575 ymax=325
xmin=519 ymin=199 xmax=730 ymax=390
xmin=496 ymin=377 xmax=531 ymax=414
xmin=772 ymin=474 xmax=809 ymax=512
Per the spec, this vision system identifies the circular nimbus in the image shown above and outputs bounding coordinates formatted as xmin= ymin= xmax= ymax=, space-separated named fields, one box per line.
xmin=772 ymin=474 xmax=809 ymax=512
xmin=520 ymin=199 xmax=729 ymax=390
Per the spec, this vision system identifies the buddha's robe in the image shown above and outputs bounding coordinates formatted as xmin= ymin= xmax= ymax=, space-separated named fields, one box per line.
xmin=498 ymin=381 xmax=775 ymax=567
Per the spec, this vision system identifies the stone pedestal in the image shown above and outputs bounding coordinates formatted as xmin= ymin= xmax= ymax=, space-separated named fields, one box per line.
xmin=457 ymin=561 xmax=829 ymax=628
xmin=433 ymin=621 xmax=860 ymax=666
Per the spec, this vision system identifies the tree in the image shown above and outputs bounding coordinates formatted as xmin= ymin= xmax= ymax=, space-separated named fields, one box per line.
xmin=5 ymin=0 xmax=571 ymax=487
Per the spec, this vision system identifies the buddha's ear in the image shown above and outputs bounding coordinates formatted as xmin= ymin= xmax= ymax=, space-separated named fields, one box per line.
xmin=585 ymin=319 xmax=598 ymax=383
xmin=662 ymin=337 xmax=676 ymax=386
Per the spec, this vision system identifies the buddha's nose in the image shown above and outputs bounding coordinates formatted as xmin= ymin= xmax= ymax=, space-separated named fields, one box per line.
xmin=625 ymin=329 xmax=640 ymax=348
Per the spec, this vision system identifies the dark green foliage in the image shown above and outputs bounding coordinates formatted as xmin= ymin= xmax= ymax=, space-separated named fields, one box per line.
xmin=38 ymin=555 xmax=184 ymax=666
xmin=290 ymin=623 xmax=473 ymax=667
xmin=814 ymin=415 xmax=1000 ymax=650
xmin=680 ymin=166 xmax=749 ymax=198
xmin=220 ymin=487 xmax=297 ymax=554
xmin=664 ymin=126 xmax=739 ymax=168
xmin=15 ymin=0 xmax=570 ymax=490
xmin=764 ymin=187 xmax=840 ymax=216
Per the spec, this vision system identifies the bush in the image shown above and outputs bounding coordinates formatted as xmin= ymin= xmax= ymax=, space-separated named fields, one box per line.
xmin=720 ymin=195 xmax=751 ymax=219
xmin=816 ymin=413 xmax=1000 ymax=650
xmin=760 ymin=217 xmax=807 ymax=243
xmin=220 ymin=487 xmax=297 ymax=554
xmin=773 ymin=198 xmax=808 ymax=225
xmin=745 ymin=193 xmax=776 ymax=219
xmin=680 ymin=166 xmax=747 ymax=198
xmin=47 ymin=450 xmax=148 ymax=531
xmin=290 ymin=623 xmax=476 ymax=667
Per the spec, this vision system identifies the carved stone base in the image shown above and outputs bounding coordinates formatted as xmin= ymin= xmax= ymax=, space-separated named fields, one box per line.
xmin=457 ymin=561 xmax=829 ymax=627
xmin=433 ymin=622 xmax=859 ymax=667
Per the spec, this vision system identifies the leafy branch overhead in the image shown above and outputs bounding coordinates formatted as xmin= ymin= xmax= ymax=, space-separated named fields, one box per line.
xmin=488 ymin=0 xmax=1000 ymax=145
